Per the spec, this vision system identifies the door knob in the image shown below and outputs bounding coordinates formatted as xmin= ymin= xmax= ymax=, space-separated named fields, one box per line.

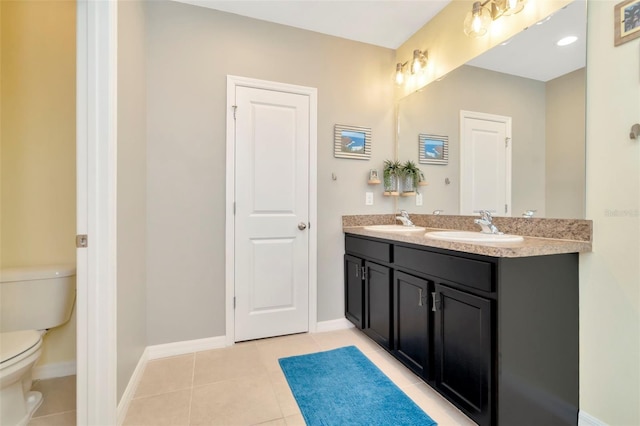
xmin=298 ymin=222 xmax=307 ymax=230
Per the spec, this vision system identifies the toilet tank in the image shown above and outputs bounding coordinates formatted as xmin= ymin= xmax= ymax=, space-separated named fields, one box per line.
xmin=0 ymin=264 xmax=76 ymax=332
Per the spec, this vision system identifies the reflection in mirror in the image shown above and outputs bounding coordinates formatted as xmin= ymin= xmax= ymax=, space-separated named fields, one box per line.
xmin=397 ymin=0 xmax=586 ymax=219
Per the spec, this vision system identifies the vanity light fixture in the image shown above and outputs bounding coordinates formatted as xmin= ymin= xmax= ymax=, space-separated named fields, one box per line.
xmin=411 ymin=49 xmax=428 ymax=74
xmin=394 ymin=62 xmax=406 ymax=86
xmin=464 ymin=0 xmax=528 ymax=38
xmin=395 ymin=50 xmax=428 ymax=87
xmin=464 ymin=1 xmax=492 ymax=37
xmin=502 ymin=0 xmax=526 ymax=16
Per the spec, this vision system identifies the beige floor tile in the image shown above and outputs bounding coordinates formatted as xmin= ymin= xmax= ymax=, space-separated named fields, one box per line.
xmin=123 ymin=389 xmax=191 ymax=426
xmin=194 ymin=342 xmax=267 ymax=387
xmin=254 ymin=418 xmax=287 ymax=426
xmin=189 ymin=374 xmax=282 ymax=426
xmin=268 ymin=370 xmax=301 ymax=418
xmin=31 ymin=375 xmax=76 ymax=417
xmin=28 ymin=411 xmax=76 ymax=426
xmin=134 ymin=354 xmax=194 ymax=398
xmin=255 ymin=333 xmax=321 ymax=372
xmin=401 ymin=382 xmax=477 ymax=426
xmin=311 ymin=328 xmax=380 ymax=354
xmin=363 ymin=349 xmax=423 ymax=388
xmin=283 ymin=413 xmax=305 ymax=426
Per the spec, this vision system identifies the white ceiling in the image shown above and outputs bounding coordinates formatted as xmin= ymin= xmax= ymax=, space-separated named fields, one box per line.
xmin=174 ymin=0 xmax=451 ymax=49
xmin=467 ymin=0 xmax=586 ymax=81
xmin=174 ymin=0 xmax=586 ymax=81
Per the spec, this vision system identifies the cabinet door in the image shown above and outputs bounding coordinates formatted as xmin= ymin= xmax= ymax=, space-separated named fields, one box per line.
xmin=364 ymin=261 xmax=392 ymax=349
xmin=434 ymin=284 xmax=492 ymax=426
xmin=344 ymin=255 xmax=364 ymax=329
xmin=394 ymin=271 xmax=431 ymax=379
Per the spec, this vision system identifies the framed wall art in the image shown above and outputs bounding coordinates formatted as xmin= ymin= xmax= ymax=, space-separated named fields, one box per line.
xmin=419 ymin=134 xmax=448 ymax=165
xmin=334 ymin=124 xmax=371 ymax=160
xmin=615 ymin=0 xmax=640 ymax=46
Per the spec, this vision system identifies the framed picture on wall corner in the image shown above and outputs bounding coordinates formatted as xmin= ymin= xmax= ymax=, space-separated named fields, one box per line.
xmin=614 ymin=0 xmax=640 ymax=46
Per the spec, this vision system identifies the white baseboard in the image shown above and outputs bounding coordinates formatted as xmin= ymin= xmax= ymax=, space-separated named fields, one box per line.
xmin=315 ymin=318 xmax=354 ymax=333
xmin=117 ymin=324 xmax=357 ymax=424
xmin=579 ymin=411 xmax=607 ymax=426
xmin=33 ymin=361 xmax=76 ymax=380
xmin=116 ymin=348 xmax=149 ymax=426
xmin=146 ymin=335 xmax=227 ymax=360
xmin=117 ymin=335 xmax=226 ymax=425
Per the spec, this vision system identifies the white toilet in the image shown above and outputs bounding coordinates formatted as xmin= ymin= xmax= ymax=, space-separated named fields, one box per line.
xmin=0 ymin=265 xmax=76 ymax=426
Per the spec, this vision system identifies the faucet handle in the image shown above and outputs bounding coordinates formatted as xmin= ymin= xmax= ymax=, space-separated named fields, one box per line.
xmin=478 ymin=210 xmax=493 ymax=222
xmin=399 ymin=210 xmax=409 ymax=218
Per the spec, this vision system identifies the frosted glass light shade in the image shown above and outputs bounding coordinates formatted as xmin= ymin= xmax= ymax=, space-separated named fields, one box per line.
xmin=464 ymin=2 xmax=491 ymax=37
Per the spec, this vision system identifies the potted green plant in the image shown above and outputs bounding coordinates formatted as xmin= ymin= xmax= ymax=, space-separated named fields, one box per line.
xmin=383 ymin=160 xmax=402 ymax=195
xmin=400 ymin=160 xmax=425 ymax=193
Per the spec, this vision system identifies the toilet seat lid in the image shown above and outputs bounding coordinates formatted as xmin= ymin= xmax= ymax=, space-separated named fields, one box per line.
xmin=0 ymin=330 xmax=41 ymax=364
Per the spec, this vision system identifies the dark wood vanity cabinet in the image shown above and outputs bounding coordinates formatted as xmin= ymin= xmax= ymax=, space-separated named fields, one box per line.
xmin=343 ymin=237 xmax=394 ymax=349
xmin=344 ymin=234 xmax=579 ymax=426
xmin=434 ymin=283 xmax=492 ymax=426
xmin=393 ymin=271 xmax=431 ymax=380
xmin=344 ymin=254 xmax=364 ymax=329
xmin=363 ymin=261 xmax=393 ymax=348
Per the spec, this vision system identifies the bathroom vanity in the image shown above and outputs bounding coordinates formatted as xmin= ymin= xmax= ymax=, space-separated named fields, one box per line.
xmin=343 ymin=220 xmax=590 ymax=426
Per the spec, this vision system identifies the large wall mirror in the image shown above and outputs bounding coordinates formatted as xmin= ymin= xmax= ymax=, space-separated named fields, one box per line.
xmin=397 ymin=0 xmax=586 ymax=219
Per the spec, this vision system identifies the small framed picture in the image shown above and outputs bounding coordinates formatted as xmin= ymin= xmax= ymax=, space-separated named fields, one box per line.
xmin=419 ymin=134 xmax=448 ymax=165
xmin=369 ymin=169 xmax=380 ymax=182
xmin=334 ymin=124 xmax=372 ymax=160
xmin=615 ymin=0 xmax=640 ymax=46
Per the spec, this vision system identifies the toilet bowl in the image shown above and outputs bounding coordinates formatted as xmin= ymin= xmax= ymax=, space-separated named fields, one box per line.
xmin=1 ymin=331 xmax=43 ymax=426
xmin=0 ymin=265 xmax=75 ymax=426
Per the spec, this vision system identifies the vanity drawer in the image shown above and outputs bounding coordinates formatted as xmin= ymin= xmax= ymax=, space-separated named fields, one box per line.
xmin=345 ymin=236 xmax=392 ymax=263
xmin=394 ymin=246 xmax=493 ymax=292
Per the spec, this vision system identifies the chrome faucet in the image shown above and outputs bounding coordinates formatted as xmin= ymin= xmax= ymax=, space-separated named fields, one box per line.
xmin=396 ymin=210 xmax=415 ymax=227
xmin=474 ymin=210 xmax=502 ymax=234
xmin=432 ymin=209 xmax=444 ymax=215
xmin=522 ymin=209 xmax=537 ymax=218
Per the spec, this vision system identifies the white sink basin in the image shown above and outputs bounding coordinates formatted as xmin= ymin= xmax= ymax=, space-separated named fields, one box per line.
xmin=364 ymin=225 xmax=426 ymax=233
xmin=424 ymin=231 xmax=524 ymax=243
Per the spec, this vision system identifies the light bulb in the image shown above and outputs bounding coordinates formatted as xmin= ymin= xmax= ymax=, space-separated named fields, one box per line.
xmin=472 ymin=15 xmax=483 ymax=33
xmin=503 ymin=0 xmax=526 ymax=16
xmin=395 ymin=63 xmax=404 ymax=86
xmin=411 ymin=50 xmax=425 ymax=74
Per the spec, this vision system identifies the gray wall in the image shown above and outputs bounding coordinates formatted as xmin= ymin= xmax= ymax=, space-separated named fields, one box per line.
xmin=397 ymin=65 xmax=547 ymax=216
xmin=117 ymin=0 xmax=148 ymax=401
xmin=145 ymin=1 xmax=396 ymax=345
xmin=546 ymin=68 xmax=585 ymax=219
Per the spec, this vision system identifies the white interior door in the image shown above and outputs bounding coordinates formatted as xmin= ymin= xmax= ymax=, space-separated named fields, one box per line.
xmin=233 ymin=84 xmax=311 ymax=342
xmin=460 ymin=111 xmax=512 ymax=216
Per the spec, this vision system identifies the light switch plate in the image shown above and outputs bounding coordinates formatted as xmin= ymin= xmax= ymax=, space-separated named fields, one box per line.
xmin=416 ymin=193 xmax=423 ymax=206
xmin=365 ymin=192 xmax=374 ymax=205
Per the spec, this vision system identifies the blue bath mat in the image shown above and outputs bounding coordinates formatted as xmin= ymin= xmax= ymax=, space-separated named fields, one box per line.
xmin=278 ymin=345 xmax=437 ymax=426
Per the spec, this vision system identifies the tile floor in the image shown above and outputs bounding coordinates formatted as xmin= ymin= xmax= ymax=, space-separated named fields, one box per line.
xmin=27 ymin=375 xmax=76 ymax=426
xmin=28 ymin=328 xmax=477 ymax=425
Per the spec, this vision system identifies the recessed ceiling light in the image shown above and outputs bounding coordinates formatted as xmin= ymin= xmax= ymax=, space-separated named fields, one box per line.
xmin=557 ymin=36 xmax=578 ymax=46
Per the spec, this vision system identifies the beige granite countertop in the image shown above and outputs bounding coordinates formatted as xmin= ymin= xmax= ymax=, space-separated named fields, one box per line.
xmin=342 ymin=214 xmax=592 ymax=258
